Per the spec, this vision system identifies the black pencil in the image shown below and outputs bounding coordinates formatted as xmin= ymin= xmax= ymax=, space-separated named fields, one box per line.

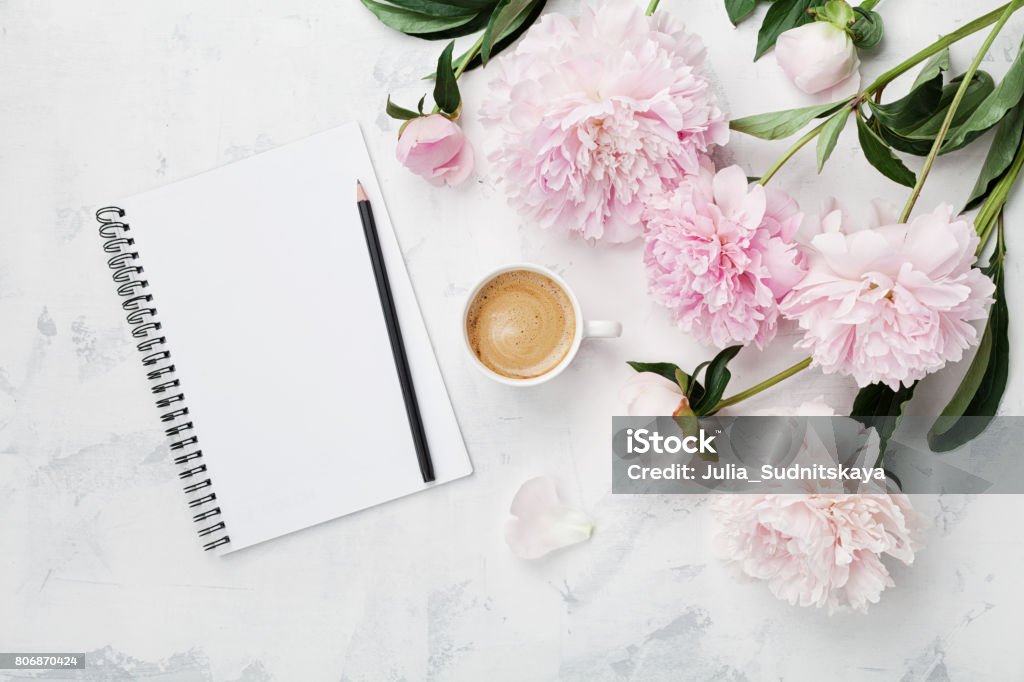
xmin=356 ymin=181 xmax=435 ymax=483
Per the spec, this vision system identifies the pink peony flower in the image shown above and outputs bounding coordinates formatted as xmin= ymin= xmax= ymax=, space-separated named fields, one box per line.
xmin=780 ymin=201 xmax=994 ymax=389
xmin=480 ymin=0 xmax=728 ymax=242
xmin=712 ymin=492 xmax=923 ymax=613
xmin=714 ymin=401 xmax=924 ymax=613
xmin=396 ymin=114 xmax=474 ymax=187
xmin=643 ymin=163 xmax=806 ymax=349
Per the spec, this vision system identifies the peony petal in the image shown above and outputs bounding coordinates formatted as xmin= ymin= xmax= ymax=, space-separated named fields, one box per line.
xmin=711 ymin=165 xmax=755 ymax=220
xmin=819 ymin=70 xmax=861 ymax=102
xmin=505 ymin=477 xmax=593 ymax=560
xmin=621 ymin=372 xmax=686 ymax=415
xmin=433 ymin=136 xmax=476 ymax=187
xmin=868 ymin=199 xmax=900 ymax=229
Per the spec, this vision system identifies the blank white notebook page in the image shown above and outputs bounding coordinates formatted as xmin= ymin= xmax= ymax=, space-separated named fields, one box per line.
xmin=119 ymin=123 xmax=472 ymax=553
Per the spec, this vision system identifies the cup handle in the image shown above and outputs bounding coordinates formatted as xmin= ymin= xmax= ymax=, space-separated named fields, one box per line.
xmin=583 ymin=320 xmax=622 ymax=339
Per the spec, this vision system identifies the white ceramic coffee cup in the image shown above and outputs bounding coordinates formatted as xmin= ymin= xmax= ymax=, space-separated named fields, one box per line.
xmin=463 ymin=263 xmax=622 ymax=386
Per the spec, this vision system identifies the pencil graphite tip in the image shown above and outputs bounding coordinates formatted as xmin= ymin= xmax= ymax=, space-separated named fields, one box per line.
xmin=356 ymin=181 xmax=368 ymax=202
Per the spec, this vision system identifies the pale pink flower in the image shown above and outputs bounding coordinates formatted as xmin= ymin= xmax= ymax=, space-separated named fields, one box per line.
xmin=780 ymin=201 xmax=994 ymax=389
xmin=776 ymin=22 xmax=861 ymax=97
xmin=505 ymin=477 xmax=592 ymax=559
xmin=715 ymin=397 xmax=925 ymax=613
xmin=396 ymin=114 xmax=474 ymax=187
xmin=643 ymin=163 xmax=806 ymax=349
xmin=480 ymin=0 xmax=728 ymax=242
xmin=620 ymin=372 xmax=689 ymax=415
xmin=712 ymin=492 xmax=923 ymax=613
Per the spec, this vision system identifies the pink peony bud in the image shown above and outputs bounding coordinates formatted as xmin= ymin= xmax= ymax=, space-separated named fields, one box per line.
xmin=775 ymin=21 xmax=860 ymax=95
xmin=620 ymin=372 xmax=688 ymax=416
xmin=395 ymin=114 xmax=475 ymax=187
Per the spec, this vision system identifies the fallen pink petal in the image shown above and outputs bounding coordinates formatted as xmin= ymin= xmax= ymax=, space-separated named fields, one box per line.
xmin=505 ymin=477 xmax=593 ymax=559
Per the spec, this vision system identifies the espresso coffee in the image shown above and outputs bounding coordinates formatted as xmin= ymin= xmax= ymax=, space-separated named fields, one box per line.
xmin=465 ymin=270 xmax=576 ymax=380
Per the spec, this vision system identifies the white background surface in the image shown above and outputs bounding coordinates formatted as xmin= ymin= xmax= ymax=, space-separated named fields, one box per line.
xmin=1 ymin=0 xmax=1022 ymax=680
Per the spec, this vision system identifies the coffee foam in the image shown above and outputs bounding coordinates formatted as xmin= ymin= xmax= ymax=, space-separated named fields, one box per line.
xmin=466 ymin=270 xmax=576 ymax=380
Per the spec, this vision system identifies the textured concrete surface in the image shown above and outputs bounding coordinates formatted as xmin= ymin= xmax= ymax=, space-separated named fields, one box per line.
xmin=1 ymin=0 xmax=1022 ymax=679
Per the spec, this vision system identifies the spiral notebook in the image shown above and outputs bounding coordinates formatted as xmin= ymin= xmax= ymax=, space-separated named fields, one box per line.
xmin=96 ymin=123 xmax=473 ymax=554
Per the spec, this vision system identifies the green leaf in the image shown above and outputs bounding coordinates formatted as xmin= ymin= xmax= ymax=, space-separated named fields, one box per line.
xmin=850 ymin=9 xmax=884 ymax=50
xmin=378 ymin=0 xmax=484 ymax=17
xmin=754 ymin=0 xmax=815 ymax=60
xmin=942 ymin=38 xmax=1024 ymax=152
xmin=912 ymin=48 xmax=950 ymax=90
xmin=928 ymin=250 xmax=1008 ymax=451
xmin=627 ymin=361 xmax=684 ymax=384
xmin=386 ymin=96 xmax=421 ymax=121
xmin=626 ymin=346 xmax=742 ymax=418
xmin=427 ymin=0 xmax=496 ymax=8
xmin=869 ymin=64 xmax=945 ymax=132
xmin=876 ymin=125 xmax=937 ymax=156
xmin=816 ymin=108 xmax=850 ymax=172
xmin=417 ymin=94 xmax=426 ymax=114
xmin=692 ymin=346 xmax=743 ymax=416
xmin=447 ymin=0 xmax=545 ymax=74
xmin=851 ymin=382 xmax=917 ymax=460
xmin=413 ymin=11 xmax=490 ymax=40
xmin=481 ymin=0 xmax=534 ymax=63
xmin=674 ymin=367 xmax=690 ymax=394
xmin=725 ymin=0 xmax=759 ymax=25
xmin=856 ymin=115 xmax=916 ymax=187
xmin=817 ymin=0 xmax=854 ymax=26
xmin=965 ymin=101 xmax=1024 ymax=209
xmin=730 ymin=101 xmax=846 ymax=140
xmin=433 ymin=41 xmax=461 ymax=115
xmin=359 ymin=0 xmax=477 ymax=34
xmin=686 ymin=361 xmax=711 ymax=407
xmin=872 ymin=72 xmax=996 ymax=156
xmin=917 ymin=72 xmax=996 ymax=138
xmin=871 ymin=67 xmax=991 ymax=138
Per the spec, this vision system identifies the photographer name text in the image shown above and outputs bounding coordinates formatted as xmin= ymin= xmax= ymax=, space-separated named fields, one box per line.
xmin=624 ymin=428 xmax=885 ymax=482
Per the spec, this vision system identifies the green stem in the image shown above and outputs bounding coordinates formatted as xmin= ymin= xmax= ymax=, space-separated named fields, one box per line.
xmin=898 ymin=0 xmax=1022 ymax=223
xmin=453 ymin=34 xmax=484 ymax=80
xmin=997 ymin=209 xmax=1006 ymax=259
xmin=645 ymin=0 xmax=660 ymax=16
xmin=863 ymin=2 xmax=1019 ymax=95
xmin=978 ymin=219 xmax=998 ymax=256
xmin=759 ymin=119 xmax=831 ymax=185
xmin=976 ymin=130 xmax=1024 ymax=252
xmin=991 ymin=210 xmax=1007 ymax=263
xmin=712 ymin=358 xmax=813 ymax=411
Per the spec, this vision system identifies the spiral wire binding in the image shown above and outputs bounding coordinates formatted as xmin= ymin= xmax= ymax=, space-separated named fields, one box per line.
xmin=96 ymin=207 xmax=230 ymax=552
